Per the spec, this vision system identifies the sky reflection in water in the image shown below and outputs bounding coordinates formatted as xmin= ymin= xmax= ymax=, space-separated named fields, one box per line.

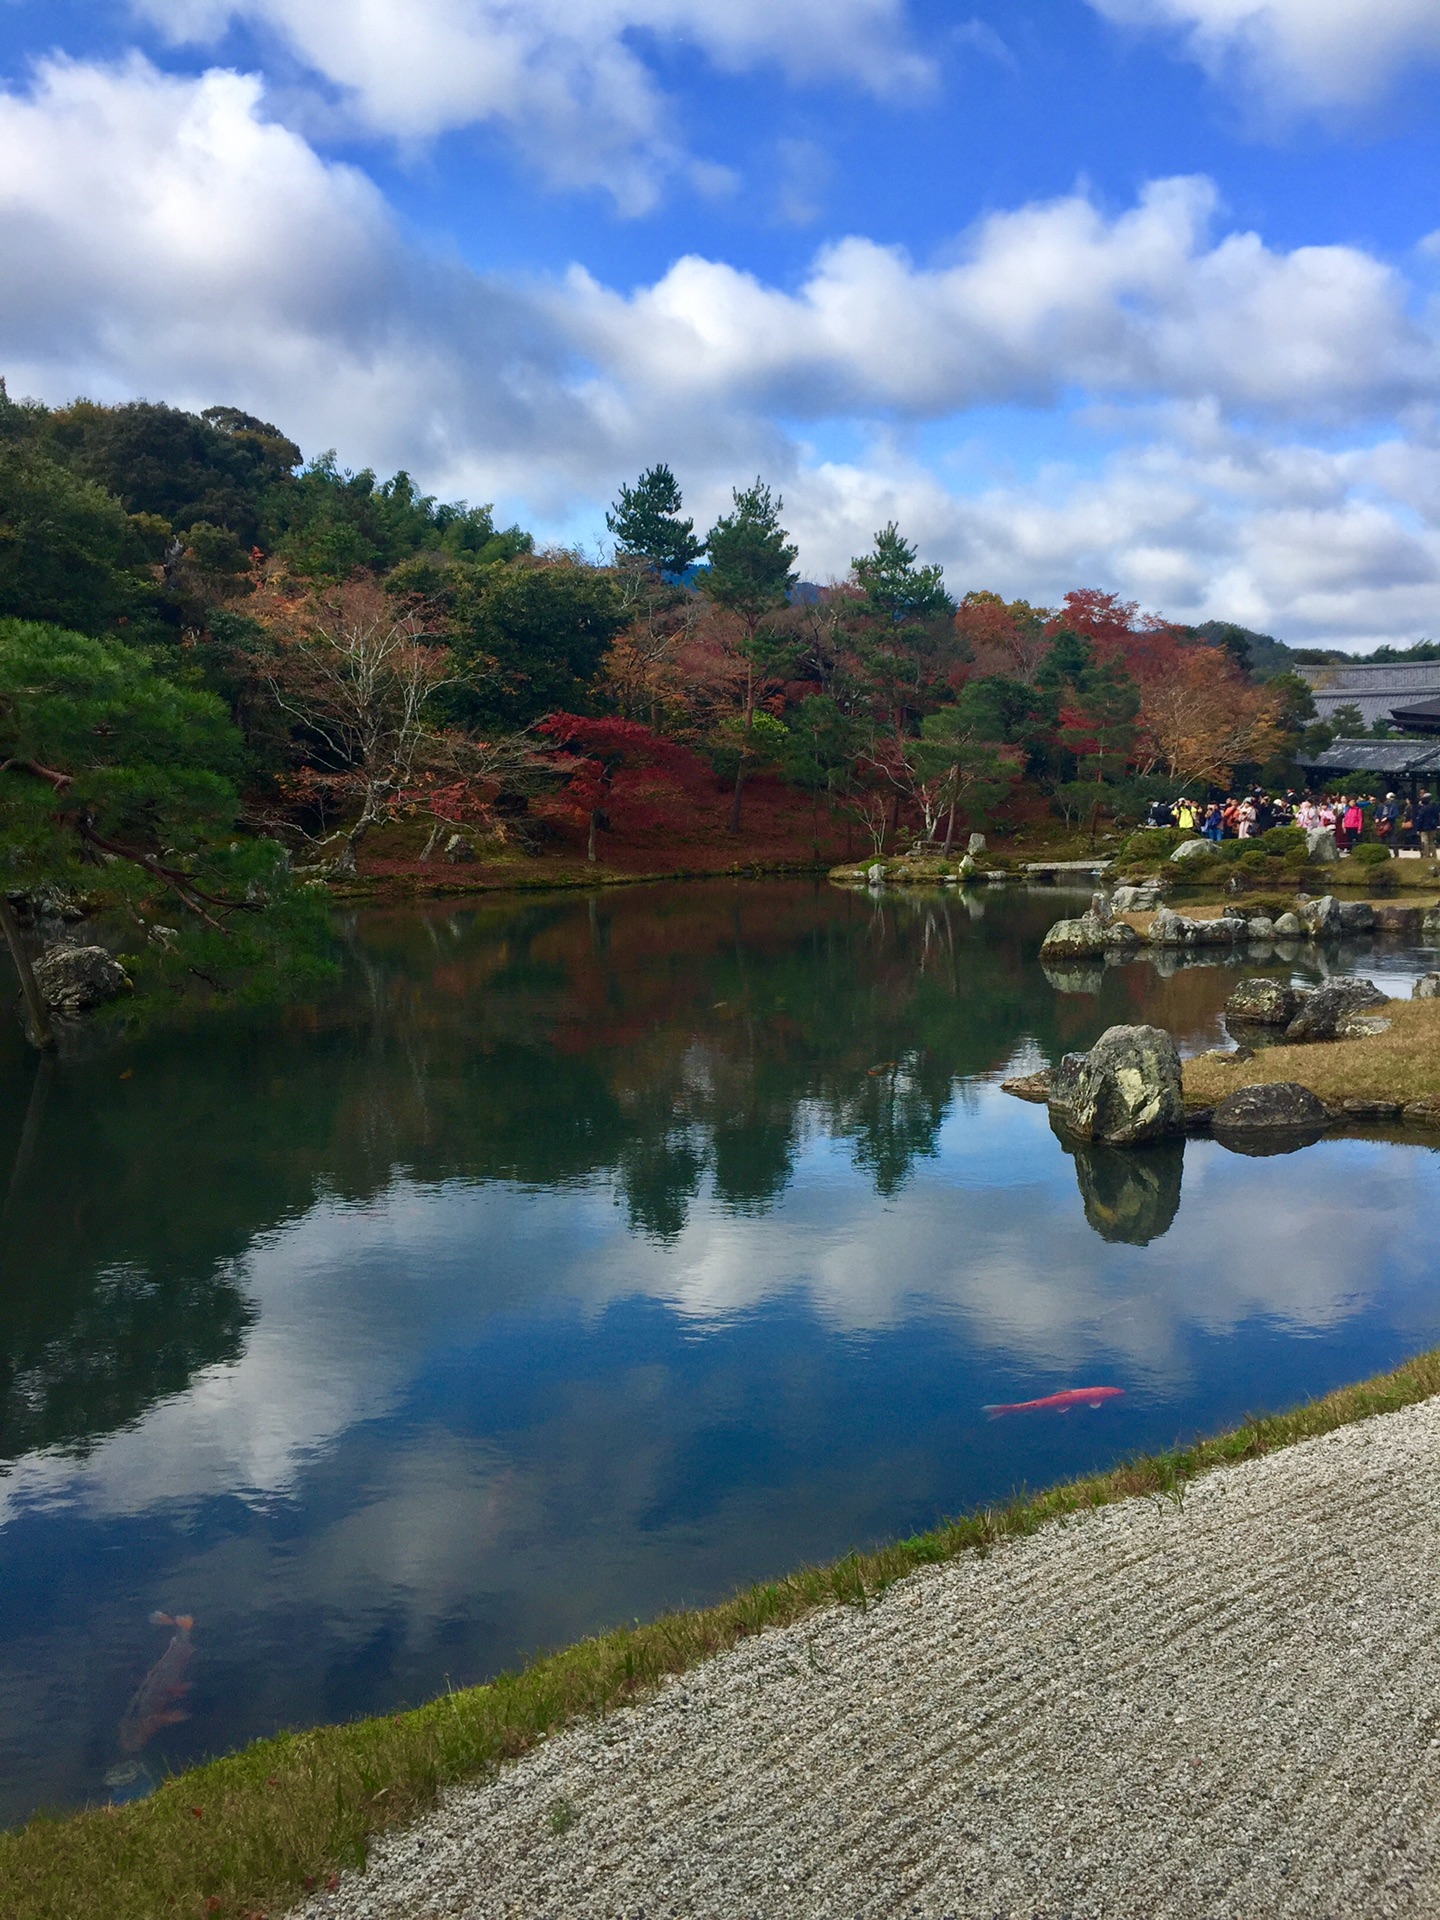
xmin=2 ymin=879 xmax=1439 ymax=1822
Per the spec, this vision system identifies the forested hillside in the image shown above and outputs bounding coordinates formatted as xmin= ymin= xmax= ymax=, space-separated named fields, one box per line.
xmin=0 ymin=382 xmax=1352 ymax=1026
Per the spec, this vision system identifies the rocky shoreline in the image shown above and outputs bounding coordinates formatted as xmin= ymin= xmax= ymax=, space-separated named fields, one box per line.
xmin=1005 ymin=972 xmax=1440 ymax=1153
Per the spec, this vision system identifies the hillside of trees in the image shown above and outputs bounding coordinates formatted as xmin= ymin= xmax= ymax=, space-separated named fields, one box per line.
xmin=0 ymin=381 xmax=1341 ymax=1018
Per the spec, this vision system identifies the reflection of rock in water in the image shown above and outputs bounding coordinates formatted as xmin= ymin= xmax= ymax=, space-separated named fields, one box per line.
xmin=1058 ymin=1130 xmax=1185 ymax=1244
xmin=1041 ymin=960 xmax=1105 ymax=996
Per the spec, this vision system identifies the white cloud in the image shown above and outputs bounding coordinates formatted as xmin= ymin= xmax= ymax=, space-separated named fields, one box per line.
xmin=565 ymin=176 xmax=1435 ymax=420
xmin=1090 ymin=0 xmax=1440 ymax=112
xmin=132 ymin=0 xmax=929 ymax=209
xmin=4 ymin=56 xmax=1440 ymax=644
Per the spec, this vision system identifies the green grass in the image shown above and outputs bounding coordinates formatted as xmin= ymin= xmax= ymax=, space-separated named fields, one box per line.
xmin=8 ymin=1350 xmax=1440 ymax=1920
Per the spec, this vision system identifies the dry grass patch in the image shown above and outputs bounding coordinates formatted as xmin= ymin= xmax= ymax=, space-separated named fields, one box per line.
xmin=10 ymin=1355 xmax=1440 ymax=1920
xmin=1184 ymin=996 xmax=1440 ymax=1110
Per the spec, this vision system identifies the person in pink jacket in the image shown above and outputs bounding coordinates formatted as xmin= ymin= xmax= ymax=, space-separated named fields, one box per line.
xmin=1342 ymin=797 xmax=1365 ymax=849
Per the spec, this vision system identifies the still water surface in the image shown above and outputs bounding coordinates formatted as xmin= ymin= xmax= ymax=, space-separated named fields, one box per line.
xmin=3 ymin=879 xmax=1440 ymax=1822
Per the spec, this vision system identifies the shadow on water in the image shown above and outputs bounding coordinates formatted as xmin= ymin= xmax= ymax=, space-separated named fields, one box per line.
xmin=2 ymin=878 xmax=1439 ymax=1824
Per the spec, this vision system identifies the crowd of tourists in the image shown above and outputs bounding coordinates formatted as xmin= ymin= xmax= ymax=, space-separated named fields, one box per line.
xmin=1145 ymin=789 xmax=1440 ymax=855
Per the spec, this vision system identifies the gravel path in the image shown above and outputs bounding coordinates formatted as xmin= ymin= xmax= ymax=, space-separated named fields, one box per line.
xmin=301 ymin=1398 xmax=1440 ymax=1919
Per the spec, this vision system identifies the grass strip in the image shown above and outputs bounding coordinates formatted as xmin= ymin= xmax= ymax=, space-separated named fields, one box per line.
xmin=8 ymin=1350 xmax=1440 ymax=1920
xmin=1184 ymin=995 xmax=1440 ymax=1110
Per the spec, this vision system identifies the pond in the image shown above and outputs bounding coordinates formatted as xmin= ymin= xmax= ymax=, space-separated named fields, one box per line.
xmin=3 ymin=878 xmax=1440 ymax=1824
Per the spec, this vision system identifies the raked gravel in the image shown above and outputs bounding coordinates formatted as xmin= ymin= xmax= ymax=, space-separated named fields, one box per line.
xmin=298 ymin=1396 xmax=1440 ymax=1919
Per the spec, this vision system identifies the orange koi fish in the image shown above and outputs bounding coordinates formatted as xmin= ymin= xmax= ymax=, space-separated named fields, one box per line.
xmin=118 ymin=1612 xmax=195 ymax=1755
xmin=983 ymin=1386 xmax=1125 ymax=1417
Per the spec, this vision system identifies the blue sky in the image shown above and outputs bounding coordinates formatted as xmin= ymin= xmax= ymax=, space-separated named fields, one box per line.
xmin=3 ymin=0 xmax=1440 ymax=645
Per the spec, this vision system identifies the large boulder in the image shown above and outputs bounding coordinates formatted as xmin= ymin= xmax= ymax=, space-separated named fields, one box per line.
xmin=1103 ymin=921 xmax=1141 ymax=952
xmin=1413 ymin=973 xmax=1440 ymax=1000
xmin=1211 ymin=1080 xmax=1331 ymax=1149
xmin=1374 ymin=904 xmax=1422 ymax=936
xmin=1336 ymin=901 xmax=1376 ymax=933
xmin=1170 ymin=838 xmax=1212 ymax=863
xmin=1189 ymin=915 xmax=1247 ymax=945
xmin=1146 ymin=907 xmax=1189 ymax=947
xmin=1112 ymin=883 xmax=1161 ymax=912
xmin=32 ymin=944 xmax=131 ymax=1013
xmin=1296 ymin=895 xmax=1340 ymax=938
xmin=1285 ymin=978 xmax=1390 ymax=1042
xmin=1225 ymin=977 xmax=1303 ymax=1027
xmin=1040 ymin=911 xmax=1109 ymax=960
xmin=1305 ymin=827 xmax=1338 ymax=863
xmin=1047 ymin=1024 xmax=1184 ymax=1145
xmin=1272 ymin=911 xmax=1305 ymax=937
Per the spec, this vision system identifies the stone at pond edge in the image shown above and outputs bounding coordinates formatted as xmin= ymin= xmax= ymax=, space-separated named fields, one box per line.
xmin=1272 ymin=911 xmax=1304 ymax=936
xmin=1413 ymin=973 xmax=1440 ymax=999
xmin=1338 ymin=1097 xmax=1403 ymax=1118
xmin=1374 ymin=903 xmax=1422 ymax=935
xmin=1211 ymin=1081 xmax=1331 ymax=1133
xmin=1040 ymin=912 xmax=1108 ymax=959
xmin=1000 ymin=1069 xmax=1054 ymax=1104
xmin=1336 ymin=901 xmax=1376 ymax=933
xmin=1285 ymin=978 xmax=1390 ymax=1042
xmin=1297 ymin=895 xmax=1340 ymax=937
xmin=1225 ymin=977 xmax=1302 ymax=1027
xmin=1047 ymin=1024 xmax=1184 ymax=1146
xmin=32 ymin=945 xmax=132 ymax=1013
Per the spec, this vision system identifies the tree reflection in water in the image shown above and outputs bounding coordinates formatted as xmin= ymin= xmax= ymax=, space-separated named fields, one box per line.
xmin=0 ymin=881 xmax=1260 ymax=1461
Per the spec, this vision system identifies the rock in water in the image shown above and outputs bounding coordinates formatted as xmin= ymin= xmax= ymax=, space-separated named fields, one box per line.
xmin=1336 ymin=901 xmax=1376 ymax=933
xmin=1225 ymin=977 xmax=1302 ymax=1027
xmin=1272 ymin=911 xmax=1305 ymax=937
xmin=1413 ymin=973 xmax=1440 ymax=1000
xmin=1048 ymin=1024 xmax=1184 ymax=1146
xmin=32 ymin=944 xmax=132 ymax=1013
xmin=1285 ymin=978 xmax=1390 ymax=1042
xmin=1040 ymin=912 xmax=1108 ymax=959
xmin=1297 ymin=895 xmax=1340 ymax=938
xmin=1211 ymin=1081 xmax=1330 ymax=1139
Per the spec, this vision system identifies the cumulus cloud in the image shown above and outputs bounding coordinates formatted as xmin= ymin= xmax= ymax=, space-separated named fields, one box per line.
xmin=1090 ymin=0 xmax=1440 ymax=112
xmin=4 ymin=56 xmax=1440 ymax=643
xmin=565 ymin=175 xmax=1435 ymax=421
xmin=132 ymin=0 xmax=929 ymax=209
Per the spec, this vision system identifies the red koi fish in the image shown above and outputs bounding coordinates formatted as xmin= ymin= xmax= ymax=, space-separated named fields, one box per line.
xmin=118 ymin=1612 xmax=195 ymax=1755
xmin=983 ymin=1386 xmax=1125 ymax=1417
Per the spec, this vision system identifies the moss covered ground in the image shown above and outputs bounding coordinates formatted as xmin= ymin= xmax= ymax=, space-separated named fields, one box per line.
xmin=1184 ymin=996 xmax=1440 ymax=1112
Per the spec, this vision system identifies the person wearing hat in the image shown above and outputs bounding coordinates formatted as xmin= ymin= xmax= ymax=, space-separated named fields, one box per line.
xmin=1376 ymin=791 xmax=1401 ymax=852
xmin=1417 ymin=791 xmax=1439 ymax=857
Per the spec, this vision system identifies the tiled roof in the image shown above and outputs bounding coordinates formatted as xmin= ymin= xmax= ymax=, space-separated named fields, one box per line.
xmin=1299 ymin=738 xmax=1440 ymax=775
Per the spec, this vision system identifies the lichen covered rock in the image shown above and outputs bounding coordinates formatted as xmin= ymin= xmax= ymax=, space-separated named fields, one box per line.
xmin=1047 ymin=1023 xmax=1184 ymax=1146
xmin=1211 ymin=1081 xmax=1331 ymax=1135
xmin=1225 ymin=977 xmax=1303 ymax=1027
xmin=32 ymin=944 xmax=132 ymax=1013
xmin=1285 ymin=978 xmax=1389 ymax=1042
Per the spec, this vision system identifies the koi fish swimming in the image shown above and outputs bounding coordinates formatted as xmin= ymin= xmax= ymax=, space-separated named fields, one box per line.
xmin=983 ymin=1386 xmax=1125 ymax=1417
xmin=118 ymin=1612 xmax=194 ymax=1756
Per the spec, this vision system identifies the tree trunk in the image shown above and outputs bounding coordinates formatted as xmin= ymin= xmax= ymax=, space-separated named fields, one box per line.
xmin=942 ymin=800 xmax=958 ymax=856
xmin=587 ymin=812 xmax=598 ymax=863
xmin=728 ymin=757 xmax=749 ymax=835
xmin=0 ymin=895 xmax=55 ymax=1050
